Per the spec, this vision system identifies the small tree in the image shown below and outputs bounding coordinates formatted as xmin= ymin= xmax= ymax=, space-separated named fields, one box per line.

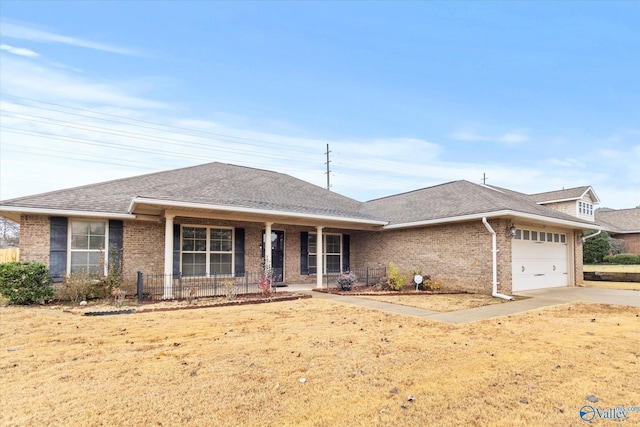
xmin=583 ymin=231 xmax=611 ymax=264
xmin=387 ymin=262 xmax=407 ymax=291
xmin=0 ymin=262 xmax=54 ymax=305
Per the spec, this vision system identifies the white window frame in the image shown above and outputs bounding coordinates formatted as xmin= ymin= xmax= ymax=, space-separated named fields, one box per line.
xmin=67 ymin=219 xmax=108 ymax=275
xmin=308 ymin=233 xmax=342 ymax=275
xmin=180 ymin=225 xmax=234 ymax=277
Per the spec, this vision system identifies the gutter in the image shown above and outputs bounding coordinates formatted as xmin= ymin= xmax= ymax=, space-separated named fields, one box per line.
xmin=582 ymin=229 xmax=602 ymax=242
xmin=482 ymin=217 xmax=514 ymax=301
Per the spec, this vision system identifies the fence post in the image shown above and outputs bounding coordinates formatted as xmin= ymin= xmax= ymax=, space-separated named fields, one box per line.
xmin=245 ymin=273 xmax=249 ymax=293
xmin=137 ymin=271 xmax=143 ymax=302
xmin=366 ymin=268 xmax=369 ymax=287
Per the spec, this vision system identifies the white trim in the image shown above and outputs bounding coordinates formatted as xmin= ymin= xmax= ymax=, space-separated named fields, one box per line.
xmin=383 ymin=210 xmax=602 ymax=231
xmin=0 ymin=205 xmax=136 ymax=219
xmin=128 ymin=197 xmax=388 ymax=226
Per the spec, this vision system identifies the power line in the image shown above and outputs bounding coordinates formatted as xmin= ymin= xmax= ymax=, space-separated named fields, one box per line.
xmin=0 ymin=93 xmax=319 ymax=155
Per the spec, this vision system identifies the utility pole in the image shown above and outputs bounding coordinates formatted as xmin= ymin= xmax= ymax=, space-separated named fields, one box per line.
xmin=325 ymin=143 xmax=331 ymax=191
xmin=482 ymin=173 xmax=488 ymax=185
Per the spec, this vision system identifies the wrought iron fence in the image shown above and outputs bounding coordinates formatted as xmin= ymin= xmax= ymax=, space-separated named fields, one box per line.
xmin=324 ymin=267 xmax=386 ymax=289
xmin=136 ymin=272 xmax=269 ymax=302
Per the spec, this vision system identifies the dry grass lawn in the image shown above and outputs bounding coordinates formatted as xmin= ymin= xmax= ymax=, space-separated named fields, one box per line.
xmin=1 ymin=299 xmax=639 ymax=426
xmin=584 ymin=264 xmax=640 ymax=273
xmin=355 ymin=293 xmax=508 ymax=312
xmin=583 ymin=281 xmax=640 ymax=291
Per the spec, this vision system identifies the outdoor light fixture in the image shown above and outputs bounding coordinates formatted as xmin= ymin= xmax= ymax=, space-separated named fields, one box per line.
xmin=507 ymin=224 xmax=517 ymax=238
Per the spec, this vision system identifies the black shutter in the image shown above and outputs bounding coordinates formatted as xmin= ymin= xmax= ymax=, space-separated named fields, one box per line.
xmin=108 ymin=220 xmax=123 ymax=272
xmin=173 ymin=224 xmax=181 ymax=277
xmin=234 ymin=228 xmax=245 ymax=277
xmin=49 ymin=217 xmax=68 ymax=282
xmin=342 ymin=234 xmax=350 ymax=273
xmin=300 ymin=231 xmax=309 ymax=275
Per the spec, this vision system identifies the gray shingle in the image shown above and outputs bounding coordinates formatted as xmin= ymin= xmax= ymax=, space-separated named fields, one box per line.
xmin=596 ymin=208 xmax=640 ymax=232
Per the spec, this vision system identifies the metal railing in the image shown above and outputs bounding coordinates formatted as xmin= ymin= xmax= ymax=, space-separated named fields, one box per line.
xmin=324 ymin=267 xmax=386 ymax=289
xmin=136 ymin=271 xmax=270 ymax=302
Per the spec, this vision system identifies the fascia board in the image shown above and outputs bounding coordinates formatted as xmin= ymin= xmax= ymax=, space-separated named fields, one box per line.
xmin=129 ymin=197 xmax=388 ymax=226
xmin=384 ymin=210 xmax=602 ymax=231
xmin=0 ymin=205 xmax=136 ymax=219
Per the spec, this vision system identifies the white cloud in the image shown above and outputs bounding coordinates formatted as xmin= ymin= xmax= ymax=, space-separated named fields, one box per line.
xmin=450 ymin=129 xmax=529 ymax=145
xmin=1 ymin=21 xmax=139 ymax=56
xmin=0 ymin=44 xmax=40 ymax=57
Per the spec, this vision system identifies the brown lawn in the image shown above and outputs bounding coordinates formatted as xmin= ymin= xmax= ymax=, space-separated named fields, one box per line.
xmin=583 ymin=281 xmax=640 ymax=291
xmin=1 ymin=299 xmax=639 ymax=426
xmin=583 ymin=264 xmax=640 ymax=273
xmin=354 ymin=293 xmax=508 ymax=312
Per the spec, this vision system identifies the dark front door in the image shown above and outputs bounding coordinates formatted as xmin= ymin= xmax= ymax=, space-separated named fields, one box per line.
xmin=262 ymin=230 xmax=284 ymax=283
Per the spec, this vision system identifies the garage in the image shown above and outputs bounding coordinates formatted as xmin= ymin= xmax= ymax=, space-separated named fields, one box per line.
xmin=512 ymin=228 xmax=568 ymax=292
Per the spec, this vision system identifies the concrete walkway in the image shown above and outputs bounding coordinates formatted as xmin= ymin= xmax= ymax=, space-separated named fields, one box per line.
xmin=284 ymin=284 xmax=640 ymax=324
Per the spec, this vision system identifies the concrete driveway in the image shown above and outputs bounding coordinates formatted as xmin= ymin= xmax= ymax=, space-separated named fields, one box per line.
xmin=298 ymin=285 xmax=640 ymax=324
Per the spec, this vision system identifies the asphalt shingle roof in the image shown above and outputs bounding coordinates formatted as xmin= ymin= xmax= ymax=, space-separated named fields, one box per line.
xmin=596 ymin=208 xmax=640 ymax=232
xmin=1 ymin=163 xmax=381 ymax=221
xmin=529 ymin=186 xmax=591 ymax=203
xmin=361 ymin=180 xmax=594 ymax=226
xmin=1 ymin=162 xmax=596 ymax=228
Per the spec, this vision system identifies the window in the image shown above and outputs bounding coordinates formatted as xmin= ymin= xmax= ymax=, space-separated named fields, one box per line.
xmin=523 ymin=230 xmax=530 ymax=240
xmin=579 ymin=201 xmax=594 ymax=216
xmin=514 ymin=229 xmax=522 ymax=239
xmin=70 ymin=220 xmax=106 ymax=274
xmin=181 ymin=226 xmax=233 ymax=276
xmin=561 ymin=234 xmax=566 ymax=243
xmin=308 ymin=233 xmax=342 ymax=274
xmin=531 ymin=231 xmax=538 ymax=241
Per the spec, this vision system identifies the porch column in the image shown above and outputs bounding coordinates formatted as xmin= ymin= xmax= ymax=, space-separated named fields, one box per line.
xmin=163 ymin=214 xmax=174 ymax=299
xmin=264 ymin=222 xmax=273 ymax=270
xmin=316 ymin=226 xmax=324 ymax=288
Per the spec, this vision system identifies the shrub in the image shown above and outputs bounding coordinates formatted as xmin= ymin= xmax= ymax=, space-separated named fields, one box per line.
xmin=387 ymin=262 xmax=407 ymax=291
xmin=423 ymin=279 xmax=443 ymax=291
xmin=583 ymin=231 xmax=610 ymax=264
xmin=57 ymin=270 xmax=100 ymax=303
xmin=603 ymin=253 xmax=640 ymax=265
xmin=336 ymin=272 xmax=357 ymax=291
xmin=257 ymin=259 xmax=273 ymax=296
xmin=222 ymin=279 xmax=238 ymax=301
xmin=0 ymin=262 xmax=54 ymax=305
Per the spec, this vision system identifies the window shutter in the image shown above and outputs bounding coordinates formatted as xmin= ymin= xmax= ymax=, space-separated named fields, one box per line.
xmin=234 ymin=228 xmax=245 ymax=277
xmin=108 ymin=220 xmax=123 ymax=272
xmin=300 ymin=232 xmax=309 ymax=275
xmin=342 ymin=234 xmax=350 ymax=273
xmin=49 ymin=217 xmax=68 ymax=282
xmin=173 ymin=224 xmax=181 ymax=277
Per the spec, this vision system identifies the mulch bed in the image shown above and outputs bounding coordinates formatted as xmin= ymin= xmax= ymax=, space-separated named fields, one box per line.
xmin=72 ymin=292 xmax=311 ymax=316
xmin=313 ymin=287 xmax=470 ymax=296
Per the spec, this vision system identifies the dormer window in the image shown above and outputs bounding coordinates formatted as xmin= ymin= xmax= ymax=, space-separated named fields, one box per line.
xmin=578 ymin=201 xmax=593 ymax=216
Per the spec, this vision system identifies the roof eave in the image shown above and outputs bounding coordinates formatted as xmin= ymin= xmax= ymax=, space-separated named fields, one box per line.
xmin=0 ymin=205 xmax=136 ymax=220
xmin=383 ymin=210 xmax=602 ymax=230
xmin=129 ymin=197 xmax=388 ymax=227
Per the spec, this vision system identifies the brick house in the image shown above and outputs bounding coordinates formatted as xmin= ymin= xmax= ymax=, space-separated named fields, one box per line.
xmin=596 ymin=208 xmax=640 ymax=254
xmin=0 ymin=162 xmax=600 ymax=297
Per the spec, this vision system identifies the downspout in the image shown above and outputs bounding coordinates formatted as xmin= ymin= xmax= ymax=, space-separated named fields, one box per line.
xmin=582 ymin=229 xmax=602 ymax=242
xmin=482 ymin=217 xmax=514 ymax=301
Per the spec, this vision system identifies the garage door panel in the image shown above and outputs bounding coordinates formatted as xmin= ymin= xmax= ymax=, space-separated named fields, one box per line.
xmin=512 ymin=230 xmax=569 ymax=292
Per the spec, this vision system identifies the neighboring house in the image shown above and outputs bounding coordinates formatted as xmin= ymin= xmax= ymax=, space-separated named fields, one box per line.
xmin=529 ymin=186 xmax=600 ymax=223
xmin=0 ymin=162 xmax=600 ymax=297
xmin=595 ymin=208 xmax=640 ymax=254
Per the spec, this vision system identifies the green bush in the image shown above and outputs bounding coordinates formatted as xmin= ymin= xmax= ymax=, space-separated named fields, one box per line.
xmin=583 ymin=231 xmax=610 ymax=264
xmin=603 ymin=253 xmax=640 ymax=265
xmin=0 ymin=262 xmax=54 ymax=305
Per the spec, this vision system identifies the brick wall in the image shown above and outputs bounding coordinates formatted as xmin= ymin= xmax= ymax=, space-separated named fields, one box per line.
xmin=19 ymin=215 xmax=50 ymax=265
xmin=613 ymin=233 xmax=640 ymax=254
xmin=351 ymin=219 xmax=513 ymax=295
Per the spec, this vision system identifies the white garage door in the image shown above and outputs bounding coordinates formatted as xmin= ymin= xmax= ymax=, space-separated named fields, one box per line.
xmin=512 ymin=229 xmax=568 ymax=292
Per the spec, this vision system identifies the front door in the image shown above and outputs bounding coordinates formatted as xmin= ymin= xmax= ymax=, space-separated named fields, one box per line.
xmin=262 ymin=230 xmax=284 ymax=283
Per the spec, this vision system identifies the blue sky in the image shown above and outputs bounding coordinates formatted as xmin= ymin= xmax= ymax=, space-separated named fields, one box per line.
xmin=1 ymin=1 xmax=638 ymax=209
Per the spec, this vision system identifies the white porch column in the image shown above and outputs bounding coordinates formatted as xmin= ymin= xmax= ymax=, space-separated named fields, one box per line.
xmin=316 ymin=226 xmax=324 ymax=288
xmin=264 ymin=222 xmax=273 ymax=270
xmin=163 ymin=214 xmax=174 ymax=299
